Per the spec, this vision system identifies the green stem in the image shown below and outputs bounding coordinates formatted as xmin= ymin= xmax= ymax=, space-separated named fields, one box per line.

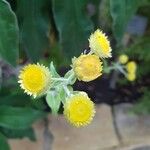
xmin=51 ymin=78 xmax=68 ymax=82
xmin=104 ymin=62 xmax=127 ymax=76
xmin=63 ymin=85 xmax=70 ymax=96
xmin=114 ymin=63 xmax=127 ymax=76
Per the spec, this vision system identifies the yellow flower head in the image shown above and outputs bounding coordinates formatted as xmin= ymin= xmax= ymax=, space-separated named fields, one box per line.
xmin=126 ymin=61 xmax=137 ymax=73
xmin=118 ymin=54 xmax=129 ymax=64
xmin=64 ymin=92 xmax=95 ymax=127
xmin=126 ymin=72 xmax=136 ymax=81
xmin=18 ymin=63 xmax=51 ymax=98
xmin=89 ymin=29 xmax=112 ymax=58
xmin=72 ymin=54 xmax=103 ymax=82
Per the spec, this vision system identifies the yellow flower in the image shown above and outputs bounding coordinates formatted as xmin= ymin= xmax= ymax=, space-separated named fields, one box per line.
xmin=89 ymin=29 xmax=112 ymax=58
xmin=18 ymin=63 xmax=51 ymax=98
xmin=126 ymin=72 xmax=136 ymax=81
xmin=118 ymin=54 xmax=129 ymax=64
xmin=64 ymin=92 xmax=95 ymax=127
xmin=72 ymin=54 xmax=103 ymax=82
xmin=126 ymin=61 xmax=137 ymax=73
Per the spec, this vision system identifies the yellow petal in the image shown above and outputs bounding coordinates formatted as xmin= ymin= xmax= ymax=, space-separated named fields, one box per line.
xmin=118 ymin=54 xmax=129 ymax=64
xmin=18 ymin=63 xmax=51 ymax=98
xmin=126 ymin=73 xmax=136 ymax=81
xmin=89 ymin=29 xmax=112 ymax=58
xmin=72 ymin=54 xmax=103 ymax=82
xmin=126 ymin=61 xmax=137 ymax=74
xmin=64 ymin=92 xmax=95 ymax=127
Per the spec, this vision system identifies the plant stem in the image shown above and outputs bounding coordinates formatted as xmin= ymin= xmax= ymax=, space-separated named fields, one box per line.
xmin=63 ymin=85 xmax=70 ymax=96
xmin=51 ymin=78 xmax=68 ymax=82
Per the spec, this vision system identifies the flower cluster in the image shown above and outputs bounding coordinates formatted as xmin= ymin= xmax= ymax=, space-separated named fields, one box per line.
xmin=18 ymin=29 xmax=112 ymax=127
xmin=72 ymin=29 xmax=112 ymax=82
xmin=118 ymin=54 xmax=137 ymax=81
xmin=126 ymin=61 xmax=137 ymax=81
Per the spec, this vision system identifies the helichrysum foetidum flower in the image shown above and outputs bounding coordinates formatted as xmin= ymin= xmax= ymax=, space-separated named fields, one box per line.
xmin=72 ymin=54 xmax=102 ymax=82
xmin=118 ymin=54 xmax=129 ymax=64
xmin=125 ymin=61 xmax=137 ymax=81
xmin=126 ymin=73 xmax=136 ymax=81
xmin=64 ymin=92 xmax=95 ymax=127
xmin=18 ymin=63 xmax=51 ymax=98
xmin=126 ymin=61 xmax=137 ymax=73
xmin=89 ymin=29 xmax=112 ymax=58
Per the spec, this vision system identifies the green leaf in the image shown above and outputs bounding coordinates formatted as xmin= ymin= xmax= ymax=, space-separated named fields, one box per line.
xmin=16 ymin=0 xmax=50 ymax=62
xmin=31 ymin=97 xmax=47 ymax=111
xmin=58 ymin=86 xmax=67 ymax=104
xmin=0 ymin=88 xmax=47 ymax=110
xmin=110 ymin=0 xmax=141 ymax=43
xmin=52 ymin=0 xmax=93 ymax=58
xmin=49 ymin=62 xmax=61 ymax=87
xmin=0 ymin=106 xmax=45 ymax=129
xmin=0 ymin=132 xmax=10 ymax=150
xmin=0 ymin=0 xmax=19 ymax=66
xmin=0 ymin=92 xmax=31 ymax=107
xmin=0 ymin=127 xmax=36 ymax=141
xmin=46 ymin=90 xmax=62 ymax=114
xmin=64 ymin=69 xmax=76 ymax=85
xmin=50 ymin=62 xmax=60 ymax=78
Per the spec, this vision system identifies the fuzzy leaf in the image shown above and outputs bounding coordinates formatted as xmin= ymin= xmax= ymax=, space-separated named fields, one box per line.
xmin=46 ymin=89 xmax=63 ymax=114
xmin=50 ymin=62 xmax=60 ymax=78
xmin=58 ymin=86 xmax=67 ymax=104
xmin=64 ymin=69 xmax=76 ymax=85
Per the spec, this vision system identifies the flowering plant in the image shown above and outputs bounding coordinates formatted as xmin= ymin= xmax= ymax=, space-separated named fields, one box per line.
xmin=18 ymin=29 xmax=137 ymax=127
xmin=104 ymin=54 xmax=137 ymax=82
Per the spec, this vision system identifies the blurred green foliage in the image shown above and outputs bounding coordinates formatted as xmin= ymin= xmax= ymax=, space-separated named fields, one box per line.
xmin=16 ymin=0 xmax=51 ymax=62
xmin=52 ymin=0 xmax=94 ymax=58
xmin=0 ymin=0 xmax=150 ymax=149
xmin=0 ymin=0 xmax=19 ymax=65
xmin=125 ymin=37 xmax=150 ymax=78
xmin=110 ymin=0 xmax=141 ymax=44
xmin=120 ymin=1 xmax=150 ymax=114
xmin=132 ymin=88 xmax=150 ymax=114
